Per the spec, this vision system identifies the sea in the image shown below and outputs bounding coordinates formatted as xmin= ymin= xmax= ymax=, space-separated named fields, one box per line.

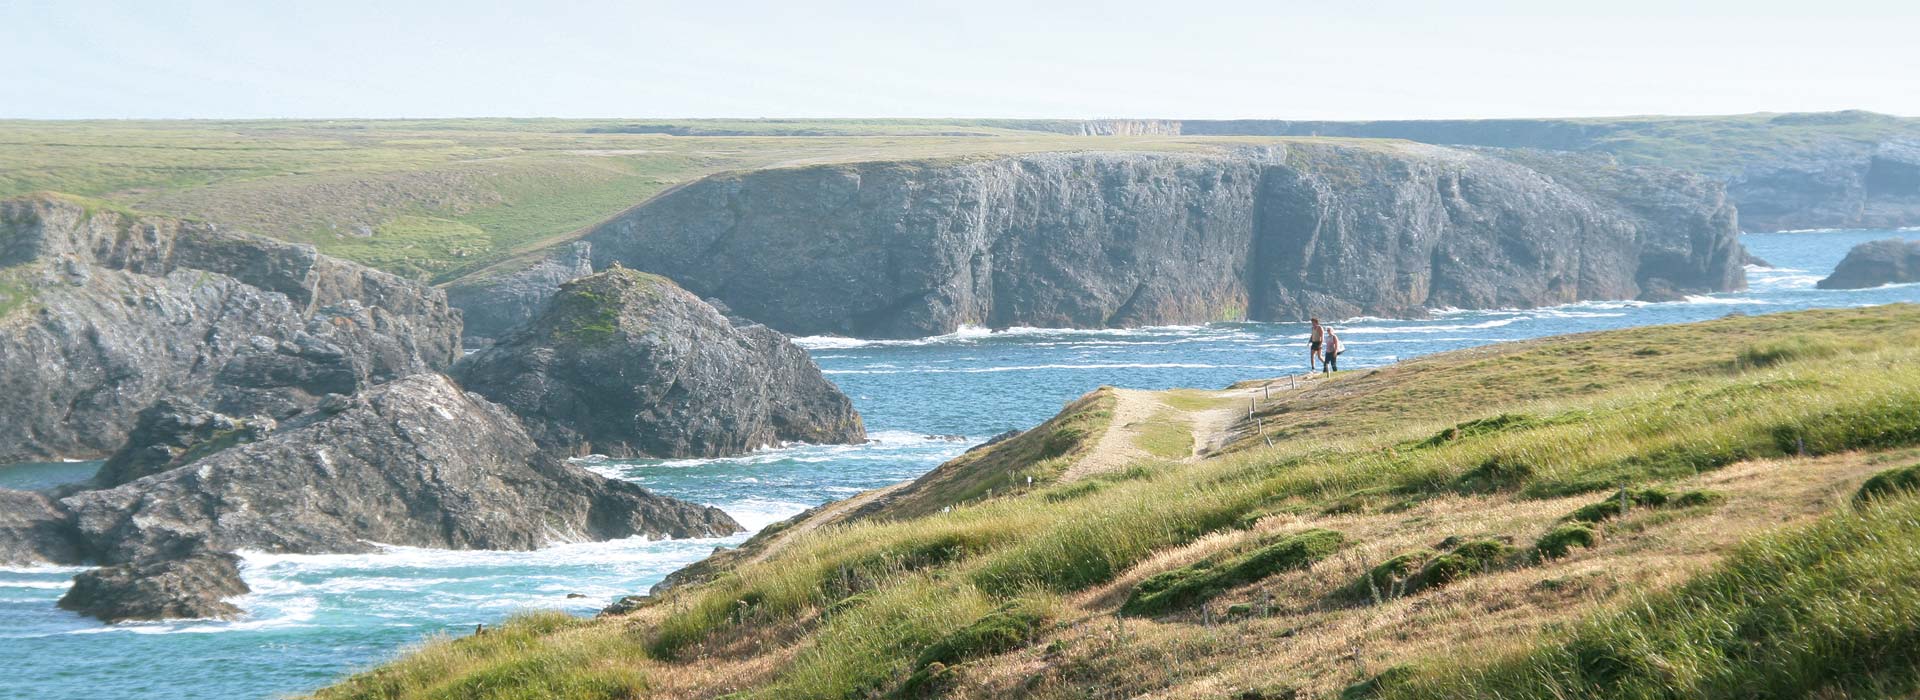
xmin=1 ymin=228 xmax=1915 ymax=699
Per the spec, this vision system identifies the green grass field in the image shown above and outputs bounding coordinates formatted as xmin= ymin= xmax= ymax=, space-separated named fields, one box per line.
xmin=310 ymin=304 xmax=1920 ymax=700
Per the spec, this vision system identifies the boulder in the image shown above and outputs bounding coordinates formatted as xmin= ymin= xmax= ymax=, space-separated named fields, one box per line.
xmin=452 ymin=268 xmax=865 ymax=458
xmin=0 ymin=195 xmax=463 ymax=462
xmin=57 ymin=546 xmax=248 ymax=623
xmin=1817 ymin=238 xmax=1920 ymax=289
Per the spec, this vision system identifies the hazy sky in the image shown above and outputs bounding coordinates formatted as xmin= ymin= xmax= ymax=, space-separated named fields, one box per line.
xmin=4 ymin=0 xmax=1915 ymax=120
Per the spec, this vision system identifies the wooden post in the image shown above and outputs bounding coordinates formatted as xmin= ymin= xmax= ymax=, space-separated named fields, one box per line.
xmin=1263 ymin=384 xmax=1270 ymax=401
xmin=1291 ymin=375 xmax=1296 ymax=390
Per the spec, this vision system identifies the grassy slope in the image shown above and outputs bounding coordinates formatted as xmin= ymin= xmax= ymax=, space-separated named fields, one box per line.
xmin=311 ymin=304 xmax=1920 ymax=700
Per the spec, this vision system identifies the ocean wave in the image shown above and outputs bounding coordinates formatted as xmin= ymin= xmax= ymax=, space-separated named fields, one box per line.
xmin=795 ymin=323 xmax=1221 ymax=350
xmin=0 ymin=580 xmax=74 ymax=590
xmin=1680 ymin=295 xmax=1777 ymax=306
xmin=824 ymin=362 xmax=1293 ymax=375
xmin=1334 ymin=317 xmax=1523 ymax=334
xmin=0 ymin=564 xmax=90 ymax=575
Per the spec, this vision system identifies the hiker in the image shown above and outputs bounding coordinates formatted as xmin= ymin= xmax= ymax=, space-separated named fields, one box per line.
xmin=1322 ymin=326 xmax=1343 ymax=372
xmin=1308 ymin=318 xmax=1324 ymax=371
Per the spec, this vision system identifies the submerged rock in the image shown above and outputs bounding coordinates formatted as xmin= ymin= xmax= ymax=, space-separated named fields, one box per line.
xmin=452 ymin=268 xmax=864 ymax=458
xmin=0 ymin=195 xmax=462 ymax=462
xmin=57 ymin=547 xmax=248 ymax=623
xmin=1817 ymin=238 xmax=1920 ymax=289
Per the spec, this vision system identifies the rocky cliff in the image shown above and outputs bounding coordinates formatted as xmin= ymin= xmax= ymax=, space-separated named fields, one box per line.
xmin=1818 ymin=238 xmax=1920 ymax=289
xmin=453 ymin=268 xmax=865 ymax=458
xmin=0 ymin=373 xmax=742 ymax=621
xmin=1180 ymin=112 xmax=1920 ymax=232
xmin=551 ymin=142 xmax=1743 ymax=338
xmin=445 ymin=240 xmax=594 ymax=346
xmin=0 ymin=195 xmax=463 ymax=462
xmin=57 ymin=374 xmax=741 ymax=567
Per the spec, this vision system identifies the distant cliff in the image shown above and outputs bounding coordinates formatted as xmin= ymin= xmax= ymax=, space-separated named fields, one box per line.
xmin=491 ymin=142 xmax=1745 ymax=339
xmin=1179 ymin=112 xmax=1920 ymax=232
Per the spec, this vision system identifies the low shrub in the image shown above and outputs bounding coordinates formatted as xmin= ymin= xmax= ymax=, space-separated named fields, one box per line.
xmin=1122 ymin=529 xmax=1345 ymax=616
xmin=1856 ymin=463 xmax=1920 ymax=504
xmin=1534 ymin=523 xmax=1599 ymax=560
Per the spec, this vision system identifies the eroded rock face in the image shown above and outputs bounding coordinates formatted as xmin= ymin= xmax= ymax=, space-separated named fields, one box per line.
xmin=57 ymin=547 xmax=248 ymax=623
xmin=1818 ymin=238 xmax=1920 ymax=289
xmin=446 ymin=240 xmax=594 ymax=346
xmin=59 ymin=374 xmax=742 ymax=566
xmin=558 ymin=144 xmax=1743 ymax=338
xmin=89 ymin=399 xmax=275 ymax=488
xmin=453 ymin=269 xmax=865 ymax=458
xmin=0 ymin=490 xmax=82 ymax=565
xmin=0 ymin=195 xmax=462 ymax=462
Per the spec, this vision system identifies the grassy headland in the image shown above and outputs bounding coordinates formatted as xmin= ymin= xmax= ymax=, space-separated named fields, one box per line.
xmin=7 ymin=112 xmax=1917 ymax=283
xmin=311 ymin=303 xmax=1920 ymax=699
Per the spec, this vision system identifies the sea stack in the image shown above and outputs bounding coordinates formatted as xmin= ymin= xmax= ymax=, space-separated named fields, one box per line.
xmin=453 ymin=267 xmax=865 ymax=459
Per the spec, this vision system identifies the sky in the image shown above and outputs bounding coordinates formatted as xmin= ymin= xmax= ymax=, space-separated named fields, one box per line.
xmin=3 ymin=0 xmax=1916 ymax=121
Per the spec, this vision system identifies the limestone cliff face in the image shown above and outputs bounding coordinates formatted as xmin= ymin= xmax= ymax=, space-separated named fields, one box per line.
xmin=0 ymin=196 xmax=462 ymax=461
xmin=567 ymin=143 xmax=1743 ymax=338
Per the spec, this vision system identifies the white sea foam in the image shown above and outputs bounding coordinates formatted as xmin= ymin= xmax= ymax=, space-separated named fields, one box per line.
xmin=824 ymin=362 xmax=1294 ymax=375
xmin=1334 ymin=317 xmax=1522 ymax=334
xmin=795 ymin=323 xmax=1219 ymax=350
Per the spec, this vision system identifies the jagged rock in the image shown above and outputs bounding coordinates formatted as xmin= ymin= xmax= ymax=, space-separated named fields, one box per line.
xmin=0 ymin=490 xmax=82 ymax=565
xmin=452 ymin=268 xmax=865 ymax=458
xmin=89 ymin=399 xmax=274 ymax=488
xmin=57 ymin=546 xmax=248 ymax=623
xmin=0 ymin=195 xmax=462 ymax=462
xmin=1818 ymin=239 xmax=1920 ymax=289
xmin=509 ymin=144 xmax=1744 ymax=338
xmin=59 ymin=373 xmax=741 ymax=566
xmin=445 ymin=241 xmax=593 ymax=346
xmin=599 ymin=594 xmax=653 ymax=616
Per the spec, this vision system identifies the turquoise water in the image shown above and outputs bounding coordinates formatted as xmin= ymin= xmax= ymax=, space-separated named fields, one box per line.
xmin=1 ymin=228 xmax=1916 ymax=699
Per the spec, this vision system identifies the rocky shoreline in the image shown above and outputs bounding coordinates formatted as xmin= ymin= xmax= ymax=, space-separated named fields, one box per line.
xmin=0 ymin=196 xmax=858 ymax=623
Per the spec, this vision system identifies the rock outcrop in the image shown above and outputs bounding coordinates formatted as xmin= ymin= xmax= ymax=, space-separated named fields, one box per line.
xmin=14 ymin=373 xmax=740 ymax=622
xmin=535 ymin=143 xmax=1745 ymax=338
xmin=57 ymin=547 xmax=249 ymax=623
xmin=59 ymin=374 xmax=741 ymax=566
xmin=0 ymin=195 xmax=463 ymax=462
xmin=88 ymin=399 xmax=276 ymax=488
xmin=446 ymin=240 xmax=594 ymax=346
xmin=1818 ymin=238 xmax=1920 ymax=289
xmin=453 ymin=268 xmax=865 ymax=458
xmin=0 ymin=490 xmax=82 ymax=565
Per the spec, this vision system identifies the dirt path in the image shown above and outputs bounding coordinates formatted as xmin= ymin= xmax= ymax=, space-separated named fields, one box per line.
xmin=1064 ymin=387 xmax=1250 ymax=481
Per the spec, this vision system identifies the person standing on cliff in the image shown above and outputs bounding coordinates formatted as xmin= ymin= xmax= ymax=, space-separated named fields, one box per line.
xmin=1308 ymin=318 xmax=1325 ymax=371
xmin=1322 ymin=326 xmax=1343 ymax=373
